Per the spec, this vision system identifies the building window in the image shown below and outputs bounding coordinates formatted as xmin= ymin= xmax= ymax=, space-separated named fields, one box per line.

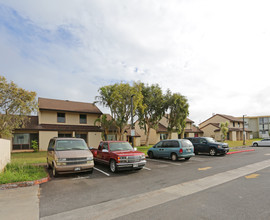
xmin=233 ymin=122 xmax=235 ymax=127
xmin=160 ymin=133 xmax=168 ymax=140
xmin=75 ymin=133 xmax=87 ymax=143
xmin=80 ymin=114 xmax=87 ymax=124
xmin=57 ymin=113 xmax=65 ymax=123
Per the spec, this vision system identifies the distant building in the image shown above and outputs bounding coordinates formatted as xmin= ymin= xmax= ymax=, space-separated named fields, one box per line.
xmin=199 ymin=114 xmax=251 ymax=141
xmin=239 ymin=116 xmax=270 ymax=139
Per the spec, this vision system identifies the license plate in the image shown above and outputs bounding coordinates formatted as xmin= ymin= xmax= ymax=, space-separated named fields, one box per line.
xmin=133 ymin=164 xmax=138 ymax=168
xmin=186 ymin=149 xmax=191 ymax=152
xmin=74 ymin=167 xmax=81 ymax=171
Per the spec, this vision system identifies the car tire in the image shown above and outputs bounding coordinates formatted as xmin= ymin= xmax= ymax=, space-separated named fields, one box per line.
xmin=171 ymin=153 xmax=178 ymax=161
xmin=109 ymin=160 xmax=118 ymax=173
xmin=46 ymin=158 xmax=51 ymax=169
xmin=148 ymin=151 xmax=154 ymax=159
xmin=52 ymin=164 xmax=58 ymax=177
xmin=253 ymin=143 xmax=258 ymax=147
xmin=185 ymin=157 xmax=190 ymax=161
xmin=209 ymin=148 xmax=217 ymax=156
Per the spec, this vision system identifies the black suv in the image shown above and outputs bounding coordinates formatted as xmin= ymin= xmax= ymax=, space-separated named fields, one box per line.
xmin=185 ymin=137 xmax=229 ymax=156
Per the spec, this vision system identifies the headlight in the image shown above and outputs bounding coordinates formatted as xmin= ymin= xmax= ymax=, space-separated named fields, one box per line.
xmin=58 ymin=158 xmax=67 ymax=162
xmin=87 ymin=156 xmax=93 ymax=161
xmin=141 ymin=154 xmax=145 ymax=159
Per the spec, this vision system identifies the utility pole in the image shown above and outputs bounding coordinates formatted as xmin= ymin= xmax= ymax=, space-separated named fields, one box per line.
xmin=131 ymin=94 xmax=135 ymax=148
xmin=243 ymin=115 xmax=246 ymax=145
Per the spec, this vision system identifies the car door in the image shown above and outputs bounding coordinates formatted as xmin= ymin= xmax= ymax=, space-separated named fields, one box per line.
xmin=102 ymin=142 xmax=110 ymax=164
xmin=198 ymin=138 xmax=208 ymax=153
xmin=96 ymin=142 xmax=103 ymax=162
xmin=164 ymin=141 xmax=179 ymax=158
xmin=156 ymin=141 xmax=166 ymax=157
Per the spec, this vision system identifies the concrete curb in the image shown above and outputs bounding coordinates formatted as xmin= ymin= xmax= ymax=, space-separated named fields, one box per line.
xmin=0 ymin=171 xmax=50 ymax=190
xmin=227 ymin=149 xmax=255 ymax=155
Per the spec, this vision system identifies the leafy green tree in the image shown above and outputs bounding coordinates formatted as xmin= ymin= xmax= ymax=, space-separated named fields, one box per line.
xmin=137 ymin=83 xmax=166 ymax=146
xmin=165 ymin=91 xmax=189 ymax=139
xmin=0 ymin=76 xmax=37 ymax=138
xmin=220 ymin=121 xmax=229 ymax=142
xmin=94 ymin=114 xmax=115 ymax=141
xmin=96 ymin=82 xmax=144 ymax=140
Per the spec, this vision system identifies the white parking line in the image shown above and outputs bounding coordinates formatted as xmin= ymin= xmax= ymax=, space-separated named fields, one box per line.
xmin=147 ymin=159 xmax=181 ymax=166
xmin=94 ymin=167 xmax=110 ymax=176
xmin=143 ymin=167 xmax=151 ymax=170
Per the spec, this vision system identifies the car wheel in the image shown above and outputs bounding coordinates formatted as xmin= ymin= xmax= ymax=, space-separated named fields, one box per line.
xmin=185 ymin=157 xmax=190 ymax=161
xmin=253 ymin=143 xmax=258 ymax=147
xmin=109 ymin=160 xmax=118 ymax=173
xmin=46 ymin=158 xmax=51 ymax=169
xmin=52 ymin=164 xmax=58 ymax=177
xmin=209 ymin=148 xmax=216 ymax=156
xmin=148 ymin=151 xmax=154 ymax=159
xmin=171 ymin=153 xmax=178 ymax=161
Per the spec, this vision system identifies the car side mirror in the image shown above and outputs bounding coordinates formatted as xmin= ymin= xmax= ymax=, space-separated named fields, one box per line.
xmin=102 ymin=149 xmax=109 ymax=153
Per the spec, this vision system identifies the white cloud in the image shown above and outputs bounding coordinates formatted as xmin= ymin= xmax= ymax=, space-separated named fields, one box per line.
xmin=1 ymin=0 xmax=270 ymax=124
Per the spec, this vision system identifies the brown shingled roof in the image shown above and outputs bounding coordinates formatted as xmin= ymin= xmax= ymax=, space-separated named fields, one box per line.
xmin=38 ymin=97 xmax=102 ymax=114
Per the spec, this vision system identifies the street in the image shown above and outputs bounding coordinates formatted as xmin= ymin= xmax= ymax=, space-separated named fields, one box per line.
xmin=40 ymin=147 xmax=270 ymax=220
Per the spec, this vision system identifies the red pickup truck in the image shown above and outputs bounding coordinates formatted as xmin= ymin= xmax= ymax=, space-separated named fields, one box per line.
xmin=91 ymin=141 xmax=146 ymax=173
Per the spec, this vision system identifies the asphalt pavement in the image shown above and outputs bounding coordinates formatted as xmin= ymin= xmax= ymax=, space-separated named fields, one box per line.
xmin=1 ymin=146 xmax=270 ymax=220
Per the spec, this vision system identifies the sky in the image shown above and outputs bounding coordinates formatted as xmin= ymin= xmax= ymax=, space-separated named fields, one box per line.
xmin=1 ymin=0 xmax=270 ymax=125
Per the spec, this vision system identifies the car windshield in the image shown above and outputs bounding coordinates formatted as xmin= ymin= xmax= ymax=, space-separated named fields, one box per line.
xmin=205 ymin=137 xmax=216 ymax=143
xmin=109 ymin=142 xmax=133 ymax=151
xmin=55 ymin=140 xmax=88 ymax=151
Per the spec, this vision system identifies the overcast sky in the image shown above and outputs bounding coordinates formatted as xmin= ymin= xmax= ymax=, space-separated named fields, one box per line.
xmin=1 ymin=0 xmax=270 ymax=124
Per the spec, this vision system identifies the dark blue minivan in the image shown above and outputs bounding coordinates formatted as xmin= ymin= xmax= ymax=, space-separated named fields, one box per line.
xmin=147 ymin=139 xmax=195 ymax=161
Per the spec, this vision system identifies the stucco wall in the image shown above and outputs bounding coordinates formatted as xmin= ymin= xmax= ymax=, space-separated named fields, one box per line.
xmin=39 ymin=131 xmax=58 ymax=151
xmin=88 ymin=132 xmax=102 ymax=148
xmin=134 ymin=122 xmax=159 ymax=145
xmin=39 ymin=110 xmax=99 ymax=126
xmin=200 ymin=124 xmax=217 ymax=138
xmin=0 ymin=139 xmax=11 ymax=172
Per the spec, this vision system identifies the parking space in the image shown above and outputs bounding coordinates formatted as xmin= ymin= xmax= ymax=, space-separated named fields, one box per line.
xmin=45 ymin=153 xmax=233 ymax=182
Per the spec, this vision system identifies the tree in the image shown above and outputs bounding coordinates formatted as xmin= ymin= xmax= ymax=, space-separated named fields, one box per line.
xmin=94 ymin=114 xmax=115 ymax=141
xmin=165 ymin=91 xmax=189 ymax=139
xmin=0 ymin=76 xmax=37 ymax=138
xmin=96 ymin=82 xmax=144 ymax=140
xmin=137 ymin=83 xmax=166 ymax=146
xmin=220 ymin=121 xmax=229 ymax=142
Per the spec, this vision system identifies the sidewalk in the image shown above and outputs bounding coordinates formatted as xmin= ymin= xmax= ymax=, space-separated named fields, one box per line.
xmin=0 ymin=185 xmax=39 ymax=220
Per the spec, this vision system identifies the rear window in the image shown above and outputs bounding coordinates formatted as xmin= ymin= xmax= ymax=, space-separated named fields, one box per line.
xmin=181 ymin=140 xmax=193 ymax=148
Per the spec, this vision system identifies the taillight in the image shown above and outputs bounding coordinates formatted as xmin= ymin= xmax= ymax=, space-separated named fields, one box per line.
xmin=179 ymin=148 xmax=183 ymax=154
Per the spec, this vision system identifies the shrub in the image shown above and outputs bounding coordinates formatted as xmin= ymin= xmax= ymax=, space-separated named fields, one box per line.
xmin=31 ymin=140 xmax=39 ymax=152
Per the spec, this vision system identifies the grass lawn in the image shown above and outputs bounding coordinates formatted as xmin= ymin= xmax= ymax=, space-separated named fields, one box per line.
xmin=137 ymin=146 xmax=152 ymax=155
xmin=0 ymin=151 xmax=48 ymax=185
xmin=225 ymin=139 xmax=260 ymax=148
xmin=11 ymin=151 xmax=47 ymax=164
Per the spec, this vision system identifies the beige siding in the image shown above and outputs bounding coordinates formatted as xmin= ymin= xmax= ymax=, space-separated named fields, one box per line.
xmin=0 ymin=139 xmax=11 ymax=172
xmin=39 ymin=131 xmax=58 ymax=151
xmin=39 ymin=110 xmax=99 ymax=126
xmin=185 ymin=122 xmax=192 ymax=129
xmin=134 ymin=122 xmax=159 ymax=145
xmin=200 ymin=115 xmax=226 ymax=128
xmin=88 ymin=132 xmax=102 ymax=148
xmin=200 ymin=124 xmax=217 ymax=138
xmin=171 ymin=132 xmax=178 ymax=139
xmin=134 ymin=137 xmax=141 ymax=147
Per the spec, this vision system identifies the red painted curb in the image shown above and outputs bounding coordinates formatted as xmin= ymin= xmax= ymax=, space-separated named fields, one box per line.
xmin=227 ymin=149 xmax=255 ymax=155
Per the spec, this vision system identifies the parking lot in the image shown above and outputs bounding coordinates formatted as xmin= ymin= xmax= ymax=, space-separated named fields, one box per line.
xmin=40 ymin=147 xmax=270 ymax=219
